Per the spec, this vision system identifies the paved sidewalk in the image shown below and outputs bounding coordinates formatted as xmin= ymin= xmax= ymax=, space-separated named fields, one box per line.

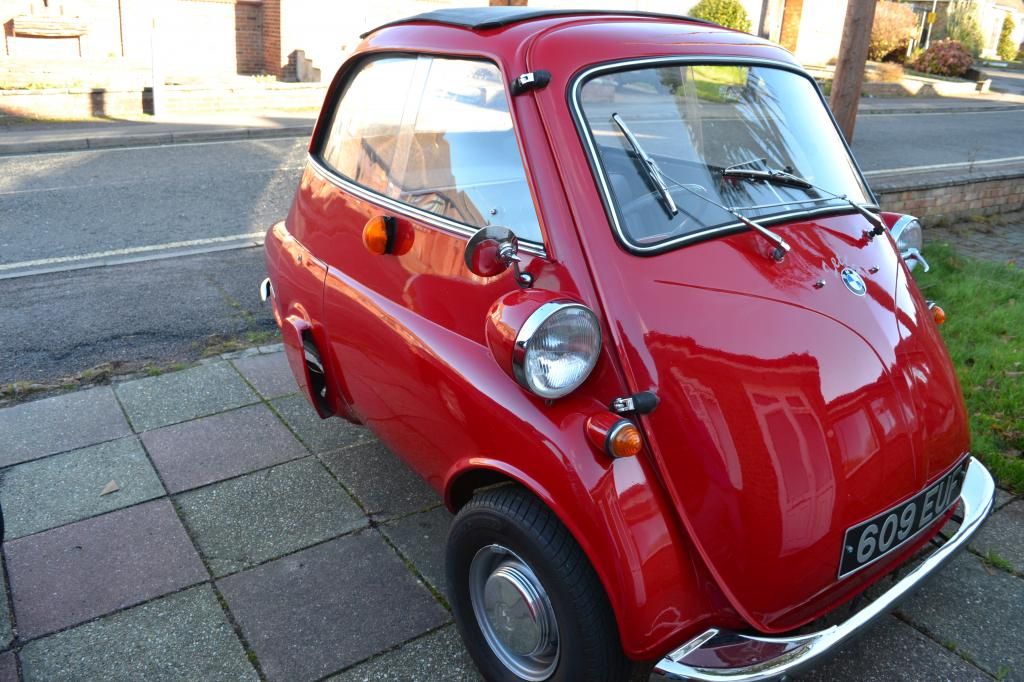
xmin=0 ymin=111 xmax=317 ymax=156
xmin=0 ymin=347 xmax=1020 ymax=680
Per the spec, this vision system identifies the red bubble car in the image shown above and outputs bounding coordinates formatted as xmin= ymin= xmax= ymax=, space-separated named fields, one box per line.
xmin=260 ymin=8 xmax=995 ymax=681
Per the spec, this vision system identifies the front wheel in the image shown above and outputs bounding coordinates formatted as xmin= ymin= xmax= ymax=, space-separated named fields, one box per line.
xmin=446 ymin=485 xmax=633 ymax=682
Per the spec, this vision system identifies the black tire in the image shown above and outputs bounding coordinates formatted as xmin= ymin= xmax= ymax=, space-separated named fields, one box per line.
xmin=446 ymin=485 xmax=633 ymax=682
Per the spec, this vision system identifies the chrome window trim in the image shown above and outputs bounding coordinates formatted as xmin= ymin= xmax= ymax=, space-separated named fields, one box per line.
xmin=512 ymin=301 xmax=601 ymax=398
xmin=568 ymin=55 xmax=880 ymax=256
xmin=307 ymin=155 xmax=547 ymax=257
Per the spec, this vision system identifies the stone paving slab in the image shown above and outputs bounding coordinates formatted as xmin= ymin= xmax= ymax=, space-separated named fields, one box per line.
xmin=330 ymin=625 xmax=481 ymax=682
xmin=0 ymin=564 xmax=11 ymax=651
xmin=270 ymin=394 xmax=373 ymax=454
xmin=0 ymin=386 xmax=131 ymax=467
xmin=5 ymin=499 xmax=208 ymax=638
xmin=115 ymin=362 xmax=259 ymax=431
xmin=0 ymin=653 xmax=15 ymax=682
xmin=381 ymin=506 xmax=452 ymax=596
xmin=321 ymin=441 xmax=439 ymax=519
xmin=797 ymin=614 xmax=989 ymax=681
xmin=970 ymin=501 xmax=1024 ymax=574
xmin=0 ymin=436 xmax=165 ymax=539
xmin=218 ymin=530 xmax=449 ymax=682
xmin=18 ymin=585 xmax=257 ymax=682
xmin=897 ymin=552 xmax=1023 ymax=677
xmin=174 ymin=458 xmax=366 ymax=577
xmin=231 ymin=352 xmax=298 ymax=399
xmin=141 ymin=404 xmax=307 ymax=493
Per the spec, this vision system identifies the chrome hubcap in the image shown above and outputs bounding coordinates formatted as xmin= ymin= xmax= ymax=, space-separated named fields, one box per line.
xmin=469 ymin=545 xmax=559 ymax=680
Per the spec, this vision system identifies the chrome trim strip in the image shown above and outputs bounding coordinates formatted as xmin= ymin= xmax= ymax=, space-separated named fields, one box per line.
xmin=305 ymin=155 xmax=548 ymax=258
xmin=650 ymin=456 xmax=995 ymax=681
xmin=511 ymin=301 xmax=601 ymax=398
xmin=568 ymin=55 xmax=879 ymax=256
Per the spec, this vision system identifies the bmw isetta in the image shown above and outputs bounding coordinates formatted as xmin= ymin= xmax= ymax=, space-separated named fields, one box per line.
xmin=260 ymin=8 xmax=996 ymax=681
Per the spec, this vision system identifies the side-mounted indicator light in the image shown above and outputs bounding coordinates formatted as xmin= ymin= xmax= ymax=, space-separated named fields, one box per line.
xmin=586 ymin=413 xmax=643 ymax=458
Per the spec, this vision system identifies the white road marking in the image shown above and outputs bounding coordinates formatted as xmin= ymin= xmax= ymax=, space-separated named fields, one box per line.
xmin=863 ymin=155 xmax=1024 ymax=176
xmin=0 ymin=232 xmax=266 ymax=280
xmin=0 ymin=134 xmax=310 ymax=159
xmin=0 ymin=166 xmax=305 ymax=196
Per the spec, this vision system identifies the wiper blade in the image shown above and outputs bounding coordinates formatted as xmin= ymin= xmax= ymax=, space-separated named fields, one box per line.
xmin=721 ymin=167 xmax=812 ymax=189
xmin=722 ymin=163 xmax=885 ymax=237
xmin=610 ymin=113 xmax=678 ymax=218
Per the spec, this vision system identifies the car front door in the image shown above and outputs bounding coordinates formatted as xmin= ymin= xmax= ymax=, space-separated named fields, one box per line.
xmin=300 ymin=54 xmax=548 ymax=488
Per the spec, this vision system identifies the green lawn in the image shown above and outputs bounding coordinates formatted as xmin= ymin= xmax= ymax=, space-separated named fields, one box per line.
xmin=915 ymin=244 xmax=1024 ymax=493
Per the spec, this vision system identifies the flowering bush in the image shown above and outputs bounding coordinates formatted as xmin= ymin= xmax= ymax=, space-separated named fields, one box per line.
xmin=870 ymin=1 xmax=918 ymax=61
xmin=688 ymin=0 xmax=752 ymax=33
xmin=909 ymin=39 xmax=974 ymax=77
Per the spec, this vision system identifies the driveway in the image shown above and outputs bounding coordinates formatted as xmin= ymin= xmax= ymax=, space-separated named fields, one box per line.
xmin=0 ymin=347 xmax=1019 ymax=681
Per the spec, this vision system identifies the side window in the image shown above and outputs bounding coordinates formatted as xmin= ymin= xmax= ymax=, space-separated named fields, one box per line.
xmin=320 ymin=57 xmax=418 ymax=196
xmin=319 ymin=55 xmax=543 ymax=244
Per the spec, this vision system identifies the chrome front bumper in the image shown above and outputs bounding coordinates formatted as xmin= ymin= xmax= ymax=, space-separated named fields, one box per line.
xmin=652 ymin=456 xmax=995 ymax=681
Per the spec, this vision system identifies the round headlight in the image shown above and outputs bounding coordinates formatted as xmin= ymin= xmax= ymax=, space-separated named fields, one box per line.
xmin=512 ymin=302 xmax=601 ymax=399
xmin=891 ymin=215 xmax=923 ymax=254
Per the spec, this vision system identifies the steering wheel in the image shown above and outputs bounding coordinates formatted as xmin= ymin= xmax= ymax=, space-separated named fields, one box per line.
xmin=619 ymin=184 xmax=718 ymax=239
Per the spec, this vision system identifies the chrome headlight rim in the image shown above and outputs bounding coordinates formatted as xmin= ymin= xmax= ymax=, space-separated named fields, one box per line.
xmin=890 ymin=214 xmax=928 ymax=272
xmin=512 ymin=301 xmax=602 ymax=399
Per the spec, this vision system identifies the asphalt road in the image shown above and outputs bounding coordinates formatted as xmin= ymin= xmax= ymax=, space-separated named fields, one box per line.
xmin=1 ymin=107 xmax=1022 ymax=385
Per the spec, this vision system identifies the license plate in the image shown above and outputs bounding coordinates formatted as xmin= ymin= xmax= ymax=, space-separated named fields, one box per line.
xmin=838 ymin=458 xmax=970 ymax=578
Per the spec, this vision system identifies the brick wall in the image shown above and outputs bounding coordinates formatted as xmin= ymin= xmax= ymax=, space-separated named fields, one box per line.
xmin=235 ymin=1 xmax=263 ymax=75
xmin=878 ymin=175 xmax=1024 ymax=222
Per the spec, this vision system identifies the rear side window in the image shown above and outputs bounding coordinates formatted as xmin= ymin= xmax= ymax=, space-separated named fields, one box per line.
xmin=319 ymin=55 xmax=542 ymax=244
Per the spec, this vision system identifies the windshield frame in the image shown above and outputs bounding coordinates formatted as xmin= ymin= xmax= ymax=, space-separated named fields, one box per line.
xmin=568 ymin=56 xmax=879 ymax=256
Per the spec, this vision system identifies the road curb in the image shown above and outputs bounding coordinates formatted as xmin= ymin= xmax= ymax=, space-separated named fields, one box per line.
xmin=858 ymin=104 xmax=1023 ymax=115
xmin=0 ymin=124 xmax=314 ymax=156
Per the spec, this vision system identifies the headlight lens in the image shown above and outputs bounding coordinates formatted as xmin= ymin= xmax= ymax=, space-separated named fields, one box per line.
xmin=513 ymin=302 xmax=601 ymax=399
xmin=891 ymin=215 xmax=923 ymax=252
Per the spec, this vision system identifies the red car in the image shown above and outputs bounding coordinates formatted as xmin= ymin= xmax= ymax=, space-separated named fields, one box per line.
xmin=260 ymin=8 xmax=995 ymax=681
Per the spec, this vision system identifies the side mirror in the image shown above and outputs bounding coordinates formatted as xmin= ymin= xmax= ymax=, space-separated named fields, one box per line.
xmin=464 ymin=226 xmax=533 ymax=287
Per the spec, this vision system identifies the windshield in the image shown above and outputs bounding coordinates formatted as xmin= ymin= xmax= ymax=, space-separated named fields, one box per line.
xmin=576 ymin=62 xmax=872 ymax=251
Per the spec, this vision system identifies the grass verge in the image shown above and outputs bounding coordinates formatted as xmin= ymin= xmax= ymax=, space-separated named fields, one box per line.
xmin=915 ymin=243 xmax=1024 ymax=493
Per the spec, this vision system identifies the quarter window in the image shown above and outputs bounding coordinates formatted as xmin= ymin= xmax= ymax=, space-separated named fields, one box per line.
xmin=319 ymin=55 xmax=543 ymax=244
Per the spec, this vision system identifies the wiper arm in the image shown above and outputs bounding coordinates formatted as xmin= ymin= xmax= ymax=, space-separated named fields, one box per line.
xmin=722 ymin=164 xmax=886 ymax=237
xmin=610 ymin=113 xmax=678 ymax=218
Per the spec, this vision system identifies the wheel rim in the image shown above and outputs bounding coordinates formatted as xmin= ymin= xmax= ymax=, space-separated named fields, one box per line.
xmin=468 ymin=544 xmax=560 ymax=681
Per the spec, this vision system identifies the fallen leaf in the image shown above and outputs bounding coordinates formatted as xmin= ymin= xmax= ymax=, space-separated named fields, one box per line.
xmin=100 ymin=480 xmax=120 ymax=496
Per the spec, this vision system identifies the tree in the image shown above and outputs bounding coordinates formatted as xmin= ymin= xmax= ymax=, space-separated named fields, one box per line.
xmin=688 ymin=0 xmax=752 ymax=33
xmin=947 ymin=0 xmax=985 ymax=57
xmin=997 ymin=16 xmax=1017 ymax=61
xmin=830 ymin=0 xmax=877 ymax=142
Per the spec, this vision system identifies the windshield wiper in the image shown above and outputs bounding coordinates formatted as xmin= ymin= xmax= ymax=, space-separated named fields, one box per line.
xmin=610 ymin=113 xmax=678 ymax=218
xmin=665 ymin=181 xmax=791 ymax=262
xmin=721 ymin=164 xmax=886 ymax=237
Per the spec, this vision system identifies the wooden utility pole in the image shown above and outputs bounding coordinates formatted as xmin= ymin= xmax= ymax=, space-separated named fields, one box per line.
xmin=830 ymin=0 xmax=877 ymax=143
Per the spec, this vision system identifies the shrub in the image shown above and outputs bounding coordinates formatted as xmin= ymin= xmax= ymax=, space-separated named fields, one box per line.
xmin=870 ymin=1 xmax=919 ymax=61
xmin=688 ymin=0 xmax=752 ymax=33
xmin=997 ymin=16 xmax=1017 ymax=61
xmin=909 ymin=39 xmax=974 ymax=77
xmin=946 ymin=0 xmax=985 ymax=57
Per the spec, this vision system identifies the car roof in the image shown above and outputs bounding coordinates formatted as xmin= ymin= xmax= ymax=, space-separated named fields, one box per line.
xmin=360 ymin=7 xmax=715 ymax=39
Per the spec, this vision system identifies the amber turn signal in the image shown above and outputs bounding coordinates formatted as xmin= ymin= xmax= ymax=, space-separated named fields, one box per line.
xmin=931 ymin=304 xmax=946 ymax=326
xmin=585 ymin=413 xmax=643 ymax=458
xmin=362 ymin=215 xmax=396 ymax=255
